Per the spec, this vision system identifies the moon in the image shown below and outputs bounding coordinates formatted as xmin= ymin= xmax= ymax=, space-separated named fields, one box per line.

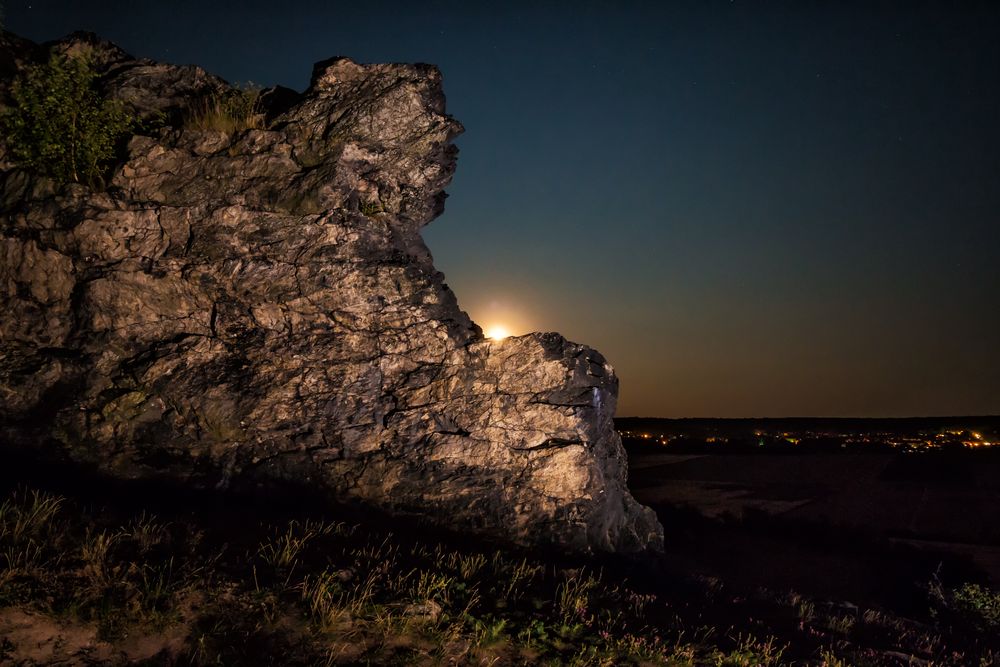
xmin=484 ymin=324 xmax=510 ymax=340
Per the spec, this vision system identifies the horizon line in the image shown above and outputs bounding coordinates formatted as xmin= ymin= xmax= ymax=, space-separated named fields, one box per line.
xmin=615 ymin=414 xmax=1000 ymax=421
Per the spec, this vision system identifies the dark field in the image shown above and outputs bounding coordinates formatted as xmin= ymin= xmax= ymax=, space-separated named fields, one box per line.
xmin=622 ymin=417 xmax=1000 ymax=609
xmin=1 ymin=428 xmax=999 ymax=664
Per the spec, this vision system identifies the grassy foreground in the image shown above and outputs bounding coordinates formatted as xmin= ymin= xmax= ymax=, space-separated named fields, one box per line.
xmin=0 ymin=478 xmax=998 ymax=665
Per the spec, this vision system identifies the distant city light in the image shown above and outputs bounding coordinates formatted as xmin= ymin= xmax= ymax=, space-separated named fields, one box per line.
xmin=617 ymin=424 xmax=997 ymax=452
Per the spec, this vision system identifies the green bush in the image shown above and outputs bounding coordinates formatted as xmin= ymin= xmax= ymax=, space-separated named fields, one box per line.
xmin=952 ymin=583 xmax=1000 ymax=631
xmin=1 ymin=52 xmax=135 ymax=185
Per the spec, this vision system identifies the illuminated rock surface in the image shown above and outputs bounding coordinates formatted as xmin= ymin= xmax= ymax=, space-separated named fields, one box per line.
xmin=0 ymin=33 xmax=662 ymax=553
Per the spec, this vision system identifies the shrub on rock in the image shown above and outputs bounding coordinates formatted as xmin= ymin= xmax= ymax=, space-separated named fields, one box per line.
xmin=1 ymin=51 xmax=134 ymax=185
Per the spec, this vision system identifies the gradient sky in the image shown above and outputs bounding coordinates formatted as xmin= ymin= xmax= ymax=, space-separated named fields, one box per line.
xmin=6 ymin=1 xmax=999 ymax=417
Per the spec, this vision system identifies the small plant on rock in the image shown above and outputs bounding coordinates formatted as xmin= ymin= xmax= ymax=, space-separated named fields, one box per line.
xmin=184 ymin=84 xmax=263 ymax=133
xmin=1 ymin=52 xmax=135 ymax=185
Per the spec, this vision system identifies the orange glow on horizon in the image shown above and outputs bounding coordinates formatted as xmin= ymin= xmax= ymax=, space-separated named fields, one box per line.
xmin=484 ymin=324 xmax=511 ymax=340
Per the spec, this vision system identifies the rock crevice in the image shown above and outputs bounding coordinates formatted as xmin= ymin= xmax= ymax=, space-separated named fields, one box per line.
xmin=0 ymin=32 xmax=663 ymax=553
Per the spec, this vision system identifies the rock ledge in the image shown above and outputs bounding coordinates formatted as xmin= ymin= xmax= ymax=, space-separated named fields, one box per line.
xmin=0 ymin=32 xmax=663 ymax=553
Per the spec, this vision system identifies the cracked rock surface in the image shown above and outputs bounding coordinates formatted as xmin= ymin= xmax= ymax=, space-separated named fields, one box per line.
xmin=0 ymin=32 xmax=663 ymax=553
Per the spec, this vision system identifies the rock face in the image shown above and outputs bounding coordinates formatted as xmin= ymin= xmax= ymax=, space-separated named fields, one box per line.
xmin=0 ymin=32 xmax=663 ymax=553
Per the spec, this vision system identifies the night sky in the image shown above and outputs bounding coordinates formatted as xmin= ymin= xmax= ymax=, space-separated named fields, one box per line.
xmin=6 ymin=1 xmax=999 ymax=417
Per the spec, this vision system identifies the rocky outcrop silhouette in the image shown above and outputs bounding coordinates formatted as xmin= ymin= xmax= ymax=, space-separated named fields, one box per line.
xmin=0 ymin=32 xmax=663 ymax=553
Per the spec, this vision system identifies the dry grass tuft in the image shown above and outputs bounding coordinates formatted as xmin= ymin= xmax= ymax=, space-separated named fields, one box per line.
xmin=184 ymin=86 xmax=264 ymax=133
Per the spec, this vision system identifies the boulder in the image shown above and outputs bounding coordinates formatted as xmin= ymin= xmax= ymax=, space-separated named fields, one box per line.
xmin=0 ymin=33 xmax=663 ymax=553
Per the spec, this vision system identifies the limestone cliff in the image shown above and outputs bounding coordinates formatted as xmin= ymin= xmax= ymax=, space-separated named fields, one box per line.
xmin=0 ymin=32 xmax=663 ymax=553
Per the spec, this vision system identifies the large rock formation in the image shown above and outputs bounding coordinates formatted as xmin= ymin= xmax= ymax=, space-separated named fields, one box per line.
xmin=0 ymin=32 xmax=662 ymax=553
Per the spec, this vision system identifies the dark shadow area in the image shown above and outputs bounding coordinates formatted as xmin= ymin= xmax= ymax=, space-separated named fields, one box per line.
xmin=624 ymin=437 xmax=1000 ymax=615
xmin=1 ymin=445 xmax=999 ymax=664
